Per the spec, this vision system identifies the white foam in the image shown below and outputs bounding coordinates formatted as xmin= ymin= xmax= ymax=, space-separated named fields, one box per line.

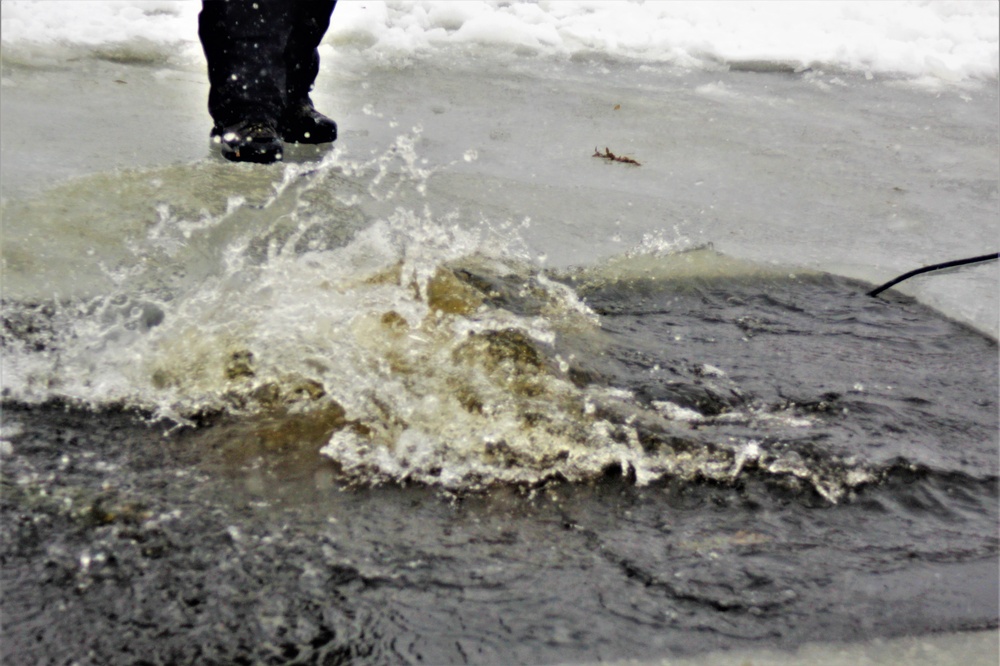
xmin=1 ymin=1 xmax=996 ymax=81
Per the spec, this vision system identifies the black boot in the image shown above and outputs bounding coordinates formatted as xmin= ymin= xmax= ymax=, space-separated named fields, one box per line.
xmin=279 ymin=101 xmax=338 ymax=144
xmin=211 ymin=119 xmax=284 ymax=164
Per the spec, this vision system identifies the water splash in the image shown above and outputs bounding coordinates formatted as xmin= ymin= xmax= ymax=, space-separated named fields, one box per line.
xmin=4 ymin=135 xmax=966 ymax=500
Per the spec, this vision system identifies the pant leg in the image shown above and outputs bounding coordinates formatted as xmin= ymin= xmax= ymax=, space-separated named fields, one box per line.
xmin=284 ymin=1 xmax=337 ymax=104
xmin=199 ymin=0 xmax=295 ymax=127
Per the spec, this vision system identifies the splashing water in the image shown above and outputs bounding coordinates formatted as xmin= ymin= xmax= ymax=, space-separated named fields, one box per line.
xmin=2 ymin=133 xmax=995 ymax=500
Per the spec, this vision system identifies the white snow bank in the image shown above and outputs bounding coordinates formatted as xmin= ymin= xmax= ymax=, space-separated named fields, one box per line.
xmin=1 ymin=0 xmax=997 ymax=81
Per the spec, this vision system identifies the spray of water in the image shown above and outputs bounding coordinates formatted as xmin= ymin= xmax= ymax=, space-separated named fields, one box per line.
xmin=1 ymin=133 xmax=881 ymax=498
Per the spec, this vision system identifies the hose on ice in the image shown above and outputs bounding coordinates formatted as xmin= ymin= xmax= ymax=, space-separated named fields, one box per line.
xmin=867 ymin=253 xmax=999 ymax=297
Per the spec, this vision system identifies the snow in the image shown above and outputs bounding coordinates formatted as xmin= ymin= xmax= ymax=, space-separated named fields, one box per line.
xmin=1 ymin=0 xmax=997 ymax=81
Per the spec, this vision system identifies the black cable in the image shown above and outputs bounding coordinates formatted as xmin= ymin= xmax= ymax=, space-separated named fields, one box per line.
xmin=867 ymin=252 xmax=999 ymax=297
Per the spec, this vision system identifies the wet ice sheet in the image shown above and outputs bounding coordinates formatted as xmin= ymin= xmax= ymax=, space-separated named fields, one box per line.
xmin=3 ymin=55 xmax=996 ymax=336
xmin=331 ymin=57 xmax=999 ymax=336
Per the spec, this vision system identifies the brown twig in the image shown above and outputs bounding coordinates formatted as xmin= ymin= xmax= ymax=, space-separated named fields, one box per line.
xmin=593 ymin=146 xmax=641 ymax=166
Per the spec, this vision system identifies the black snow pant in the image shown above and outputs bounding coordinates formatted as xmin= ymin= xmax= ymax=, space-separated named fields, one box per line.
xmin=199 ymin=0 xmax=337 ymax=128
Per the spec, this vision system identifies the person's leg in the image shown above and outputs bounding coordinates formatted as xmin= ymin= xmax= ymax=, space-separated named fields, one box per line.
xmin=199 ymin=0 xmax=295 ymax=126
xmin=278 ymin=1 xmax=338 ymax=144
xmin=284 ymin=1 xmax=336 ymax=103
xmin=199 ymin=0 xmax=294 ymax=161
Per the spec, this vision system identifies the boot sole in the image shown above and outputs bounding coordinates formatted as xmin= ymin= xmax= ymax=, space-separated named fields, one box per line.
xmin=221 ymin=142 xmax=283 ymax=164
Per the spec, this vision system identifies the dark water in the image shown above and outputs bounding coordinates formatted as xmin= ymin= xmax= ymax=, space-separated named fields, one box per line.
xmin=2 ymin=267 xmax=997 ymax=665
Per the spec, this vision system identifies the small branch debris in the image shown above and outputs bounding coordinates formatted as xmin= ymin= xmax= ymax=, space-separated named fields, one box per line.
xmin=593 ymin=147 xmax=640 ymax=166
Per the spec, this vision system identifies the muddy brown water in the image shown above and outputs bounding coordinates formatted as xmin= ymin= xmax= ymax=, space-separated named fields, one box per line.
xmin=3 ymin=268 xmax=996 ymax=665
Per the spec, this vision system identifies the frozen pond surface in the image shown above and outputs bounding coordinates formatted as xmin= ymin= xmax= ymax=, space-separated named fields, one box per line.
xmin=2 ymin=26 xmax=998 ymax=666
xmin=3 ymin=54 xmax=997 ymax=334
